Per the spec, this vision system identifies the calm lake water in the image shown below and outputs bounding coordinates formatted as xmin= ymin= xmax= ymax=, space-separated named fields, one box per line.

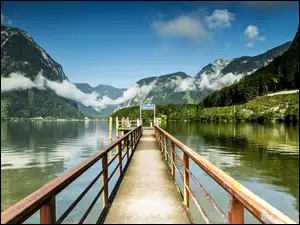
xmin=1 ymin=121 xmax=299 ymax=223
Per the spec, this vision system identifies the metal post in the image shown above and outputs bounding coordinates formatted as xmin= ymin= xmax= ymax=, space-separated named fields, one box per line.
xmin=109 ymin=117 xmax=113 ymax=160
xmin=118 ymin=143 xmax=122 ymax=177
xmin=139 ymin=105 xmax=142 ymax=127
xmin=183 ymin=153 xmax=190 ymax=208
xmin=171 ymin=141 xmax=175 ymax=178
xmin=102 ymin=153 xmax=108 ymax=209
xmin=154 ymin=105 xmax=156 ymax=126
xmin=165 ymin=135 xmax=168 ymax=163
xmin=40 ymin=196 xmax=56 ymax=224
xmin=116 ymin=117 xmax=119 ymax=138
xmin=228 ymin=194 xmax=244 ymax=223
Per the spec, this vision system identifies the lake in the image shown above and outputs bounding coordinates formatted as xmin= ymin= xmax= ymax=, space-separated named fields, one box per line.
xmin=1 ymin=121 xmax=299 ymax=223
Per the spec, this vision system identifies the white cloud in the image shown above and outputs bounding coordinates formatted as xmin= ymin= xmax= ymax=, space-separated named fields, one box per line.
xmin=152 ymin=15 xmax=209 ymax=40
xmin=245 ymin=42 xmax=253 ymax=48
xmin=244 ymin=25 xmax=259 ymax=39
xmin=206 ymin=9 xmax=235 ymax=29
xmin=1 ymin=71 xmax=155 ymax=109
xmin=1 ymin=13 xmax=4 ymax=24
xmin=258 ymin=36 xmax=265 ymax=41
xmin=1 ymin=72 xmax=46 ymax=92
xmin=7 ymin=20 xmax=12 ymax=25
xmin=167 ymin=77 xmax=197 ymax=92
xmin=243 ymin=25 xmax=265 ymax=47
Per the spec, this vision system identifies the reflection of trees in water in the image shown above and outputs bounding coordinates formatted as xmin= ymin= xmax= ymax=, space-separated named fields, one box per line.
xmin=163 ymin=121 xmax=299 ymax=211
xmin=2 ymin=122 xmax=86 ymax=151
xmin=0 ymin=121 xmax=110 ymax=212
xmin=1 ymin=161 xmax=64 ymax=212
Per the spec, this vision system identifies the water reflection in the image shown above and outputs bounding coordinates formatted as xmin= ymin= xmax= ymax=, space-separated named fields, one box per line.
xmin=1 ymin=121 xmax=114 ymax=213
xmin=1 ymin=121 xmax=299 ymax=223
xmin=161 ymin=121 xmax=299 ymax=222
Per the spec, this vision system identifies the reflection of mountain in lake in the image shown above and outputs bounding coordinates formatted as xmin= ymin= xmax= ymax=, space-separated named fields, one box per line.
xmin=1 ymin=121 xmax=111 ymax=212
xmin=162 ymin=122 xmax=299 ymax=212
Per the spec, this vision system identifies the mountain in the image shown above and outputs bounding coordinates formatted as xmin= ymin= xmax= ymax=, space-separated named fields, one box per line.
xmin=1 ymin=25 xmax=84 ymax=119
xmin=196 ymin=58 xmax=233 ymax=77
xmin=220 ymin=41 xmax=292 ymax=75
xmin=1 ymin=25 xmax=68 ymax=82
xmin=118 ymin=42 xmax=291 ymax=109
xmin=119 ymin=72 xmax=205 ymax=109
xmin=74 ymin=83 xmax=126 ymax=116
xmin=201 ymin=27 xmax=299 ymax=108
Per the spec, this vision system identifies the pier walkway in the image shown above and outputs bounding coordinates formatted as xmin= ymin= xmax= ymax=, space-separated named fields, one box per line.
xmin=104 ymin=129 xmax=190 ymax=224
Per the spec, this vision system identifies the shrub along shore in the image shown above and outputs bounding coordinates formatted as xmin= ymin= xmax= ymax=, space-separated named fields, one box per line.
xmin=111 ymin=93 xmax=299 ymax=123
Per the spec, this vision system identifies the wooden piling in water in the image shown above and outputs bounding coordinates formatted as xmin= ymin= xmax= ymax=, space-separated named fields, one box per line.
xmin=116 ymin=117 xmax=119 ymax=138
xmin=109 ymin=117 xmax=113 ymax=159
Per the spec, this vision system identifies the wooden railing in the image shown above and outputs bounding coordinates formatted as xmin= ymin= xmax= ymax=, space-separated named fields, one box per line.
xmin=1 ymin=126 xmax=143 ymax=224
xmin=154 ymin=125 xmax=296 ymax=224
xmin=118 ymin=120 xmax=139 ymax=128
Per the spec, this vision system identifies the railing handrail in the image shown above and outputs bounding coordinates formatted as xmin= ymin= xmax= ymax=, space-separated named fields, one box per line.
xmin=154 ymin=125 xmax=296 ymax=224
xmin=1 ymin=126 xmax=142 ymax=224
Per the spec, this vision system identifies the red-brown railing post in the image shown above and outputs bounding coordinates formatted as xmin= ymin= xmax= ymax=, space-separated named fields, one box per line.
xmin=102 ymin=153 xmax=108 ymax=209
xmin=118 ymin=143 xmax=122 ymax=177
xmin=164 ymin=135 xmax=168 ymax=162
xmin=183 ymin=152 xmax=190 ymax=208
xmin=171 ymin=141 xmax=175 ymax=178
xmin=159 ymin=132 xmax=161 ymax=150
xmin=228 ymin=194 xmax=244 ymax=224
xmin=40 ymin=195 xmax=56 ymax=224
xmin=162 ymin=133 xmax=165 ymax=154
xmin=126 ymin=136 xmax=129 ymax=161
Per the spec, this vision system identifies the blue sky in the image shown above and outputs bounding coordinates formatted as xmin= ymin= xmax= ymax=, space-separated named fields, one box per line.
xmin=1 ymin=1 xmax=299 ymax=88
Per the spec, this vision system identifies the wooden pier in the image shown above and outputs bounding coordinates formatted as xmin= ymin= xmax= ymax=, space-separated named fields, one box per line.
xmin=104 ymin=129 xmax=190 ymax=224
xmin=1 ymin=119 xmax=296 ymax=224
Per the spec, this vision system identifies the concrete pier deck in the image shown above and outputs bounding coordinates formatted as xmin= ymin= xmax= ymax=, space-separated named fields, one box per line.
xmin=104 ymin=129 xmax=191 ymax=224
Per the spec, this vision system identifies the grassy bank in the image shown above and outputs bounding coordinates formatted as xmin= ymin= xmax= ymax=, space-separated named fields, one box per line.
xmin=199 ymin=93 xmax=298 ymax=123
xmin=111 ymin=93 xmax=299 ymax=123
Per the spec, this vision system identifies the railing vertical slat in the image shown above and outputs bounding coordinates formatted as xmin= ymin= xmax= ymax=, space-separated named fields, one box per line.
xmin=228 ymin=194 xmax=244 ymax=224
xmin=102 ymin=153 xmax=108 ymax=209
xmin=165 ymin=135 xmax=168 ymax=163
xmin=171 ymin=141 xmax=175 ymax=178
xmin=118 ymin=143 xmax=122 ymax=177
xmin=162 ymin=133 xmax=165 ymax=155
xmin=126 ymin=136 xmax=129 ymax=161
xmin=40 ymin=195 xmax=56 ymax=224
xmin=183 ymin=152 xmax=190 ymax=208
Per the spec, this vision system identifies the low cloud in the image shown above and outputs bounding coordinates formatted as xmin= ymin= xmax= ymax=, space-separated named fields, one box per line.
xmin=197 ymin=72 xmax=243 ymax=90
xmin=1 ymin=14 xmax=3 ymax=24
xmin=206 ymin=9 xmax=235 ymax=29
xmin=167 ymin=77 xmax=197 ymax=92
xmin=1 ymin=71 xmax=154 ymax=109
xmin=1 ymin=72 xmax=46 ymax=92
xmin=152 ymin=15 xmax=209 ymax=40
xmin=244 ymin=25 xmax=265 ymax=47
